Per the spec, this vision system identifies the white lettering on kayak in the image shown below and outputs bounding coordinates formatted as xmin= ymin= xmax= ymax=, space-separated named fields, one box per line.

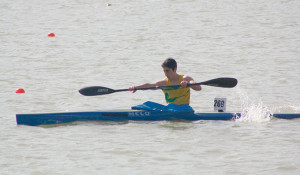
xmin=128 ymin=111 xmax=150 ymax=117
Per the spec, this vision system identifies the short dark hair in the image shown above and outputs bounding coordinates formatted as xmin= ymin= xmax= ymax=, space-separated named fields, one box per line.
xmin=161 ymin=58 xmax=177 ymax=70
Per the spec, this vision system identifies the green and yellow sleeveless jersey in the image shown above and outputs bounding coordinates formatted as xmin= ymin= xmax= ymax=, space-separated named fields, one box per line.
xmin=162 ymin=75 xmax=190 ymax=105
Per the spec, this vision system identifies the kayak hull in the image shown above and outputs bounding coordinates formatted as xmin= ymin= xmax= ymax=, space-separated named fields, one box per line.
xmin=16 ymin=110 xmax=239 ymax=126
xmin=16 ymin=110 xmax=300 ymax=126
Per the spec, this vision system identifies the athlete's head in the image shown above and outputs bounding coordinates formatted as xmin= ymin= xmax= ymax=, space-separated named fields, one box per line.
xmin=161 ymin=58 xmax=177 ymax=71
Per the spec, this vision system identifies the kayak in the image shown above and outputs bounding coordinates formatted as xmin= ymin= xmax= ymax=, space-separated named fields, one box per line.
xmin=17 ymin=110 xmax=236 ymax=126
xmin=16 ymin=110 xmax=300 ymax=126
xmin=16 ymin=101 xmax=300 ymax=126
xmin=16 ymin=110 xmax=239 ymax=126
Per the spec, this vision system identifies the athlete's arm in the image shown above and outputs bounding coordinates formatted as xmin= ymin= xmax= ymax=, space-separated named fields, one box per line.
xmin=129 ymin=80 xmax=166 ymax=93
xmin=182 ymin=75 xmax=202 ymax=91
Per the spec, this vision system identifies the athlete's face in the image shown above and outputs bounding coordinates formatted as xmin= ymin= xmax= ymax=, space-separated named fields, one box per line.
xmin=163 ymin=67 xmax=176 ymax=78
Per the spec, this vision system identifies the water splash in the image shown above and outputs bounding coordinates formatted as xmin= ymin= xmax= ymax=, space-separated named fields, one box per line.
xmin=272 ymin=105 xmax=300 ymax=113
xmin=236 ymin=89 xmax=272 ymax=122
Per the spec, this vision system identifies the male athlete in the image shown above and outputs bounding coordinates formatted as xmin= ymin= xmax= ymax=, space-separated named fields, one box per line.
xmin=129 ymin=58 xmax=201 ymax=105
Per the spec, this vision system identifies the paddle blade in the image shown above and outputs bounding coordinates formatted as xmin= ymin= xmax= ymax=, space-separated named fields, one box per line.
xmin=201 ymin=78 xmax=238 ymax=88
xmin=79 ymin=86 xmax=115 ymax=96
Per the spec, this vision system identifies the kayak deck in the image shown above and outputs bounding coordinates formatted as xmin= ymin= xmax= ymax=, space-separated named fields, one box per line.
xmin=16 ymin=110 xmax=300 ymax=126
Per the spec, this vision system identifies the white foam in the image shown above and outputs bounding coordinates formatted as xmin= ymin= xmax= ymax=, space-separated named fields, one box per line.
xmin=236 ymin=89 xmax=272 ymax=123
xmin=272 ymin=105 xmax=300 ymax=113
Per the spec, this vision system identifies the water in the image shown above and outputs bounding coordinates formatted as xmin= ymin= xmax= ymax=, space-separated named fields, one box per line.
xmin=1 ymin=0 xmax=300 ymax=174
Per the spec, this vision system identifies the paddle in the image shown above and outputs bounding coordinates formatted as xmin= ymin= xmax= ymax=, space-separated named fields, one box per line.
xmin=79 ymin=77 xmax=238 ymax=96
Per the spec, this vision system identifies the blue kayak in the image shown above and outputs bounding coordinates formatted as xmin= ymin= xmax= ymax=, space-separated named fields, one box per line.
xmin=16 ymin=101 xmax=300 ymax=126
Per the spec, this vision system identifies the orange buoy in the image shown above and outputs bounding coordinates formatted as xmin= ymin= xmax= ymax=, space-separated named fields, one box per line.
xmin=16 ymin=88 xmax=25 ymax=94
xmin=48 ymin=33 xmax=55 ymax=37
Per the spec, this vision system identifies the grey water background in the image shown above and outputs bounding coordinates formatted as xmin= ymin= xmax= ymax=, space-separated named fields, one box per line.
xmin=1 ymin=0 xmax=299 ymax=174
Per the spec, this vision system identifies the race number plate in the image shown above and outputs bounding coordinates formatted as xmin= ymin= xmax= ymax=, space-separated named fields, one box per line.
xmin=214 ymin=98 xmax=227 ymax=112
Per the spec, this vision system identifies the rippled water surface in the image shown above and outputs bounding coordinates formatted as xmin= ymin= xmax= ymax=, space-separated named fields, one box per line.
xmin=1 ymin=0 xmax=300 ymax=174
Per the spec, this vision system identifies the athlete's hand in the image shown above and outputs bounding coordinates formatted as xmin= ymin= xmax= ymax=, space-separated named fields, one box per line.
xmin=180 ymin=81 xmax=188 ymax=88
xmin=129 ymin=86 xmax=137 ymax=93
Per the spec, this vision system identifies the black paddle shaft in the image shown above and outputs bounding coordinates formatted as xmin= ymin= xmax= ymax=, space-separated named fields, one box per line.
xmin=79 ymin=77 xmax=238 ymax=96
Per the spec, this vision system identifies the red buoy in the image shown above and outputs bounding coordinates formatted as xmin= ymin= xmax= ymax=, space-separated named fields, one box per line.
xmin=48 ymin=33 xmax=55 ymax=37
xmin=16 ymin=88 xmax=25 ymax=94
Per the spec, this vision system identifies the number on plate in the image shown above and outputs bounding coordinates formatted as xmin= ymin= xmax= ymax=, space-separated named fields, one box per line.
xmin=214 ymin=98 xmax=227 ymax=112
